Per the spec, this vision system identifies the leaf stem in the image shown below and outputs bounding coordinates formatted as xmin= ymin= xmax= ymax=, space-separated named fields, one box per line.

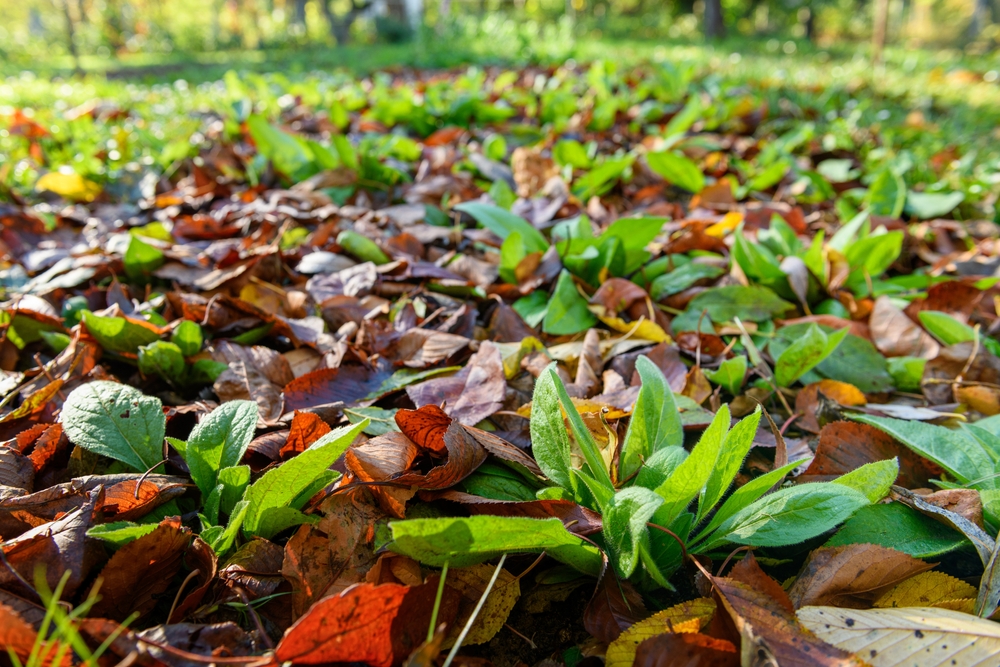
xmin=427 ymin=560 xmax=449 ymax=643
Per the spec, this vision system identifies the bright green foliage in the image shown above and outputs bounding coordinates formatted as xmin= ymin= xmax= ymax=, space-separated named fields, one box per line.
xmin=82 ymin=311 xmax=161 ymax=354
xmin=138 ymin=341 xmax=185 ymax=381
xmin=60 ymin=381 xmax=166 ymax=472
xmin=773 ymin=324 xmax=848 ymax=386
xmin=542 ymin=270 xmax=598 ymax=335
xmin=171 ymin=320 xmax=204 ymax=356
xmin=392 ymin=356 xmax=888 ymax=587
xmin=241 ymin=420 xmax=368 ymax=539
xmin=123 ymin=235 xmax=165 ymax=279
xmin=705 ymin=356 xmax=748 ymax=395
xmin=646 ymin=150 xmax=705 ymax=193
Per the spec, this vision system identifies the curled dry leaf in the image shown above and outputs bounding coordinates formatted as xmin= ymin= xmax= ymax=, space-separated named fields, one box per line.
xmin=583 ymin=558 xmax=648 ymax=643
xmin=406 ymin=340 xmax=506 ymax=425
xmin=281 ymin=411 xmax=332 ymax=459
xmin=89 ymin=517 xmax=192 ymax=621
xmin=869 ymin=296 xmax=940 ymax=359
xmin=787 ymin=544 xmax=935 ymax=609
xmin=443 ymin=563 xmax=520 ymax=648
xmin=274 ymin=580 xmax=461 ymax=667
xmin=801 ymin=421 xmax=937 ymax=488
xmin=604 ymin=597 xmax=717 ymax=667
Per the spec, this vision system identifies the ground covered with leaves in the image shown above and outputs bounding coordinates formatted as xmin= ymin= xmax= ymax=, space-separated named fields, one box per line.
xmin=3 ymin=59 xmax=1000 ymax=667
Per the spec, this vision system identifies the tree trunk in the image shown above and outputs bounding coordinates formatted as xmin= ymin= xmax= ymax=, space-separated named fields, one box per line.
xmin=291 ymin=0 xmax=307 ymax=27
xmin=967 ymin=0 xmax=991 ymax=38
xmin=704 ymin=0 xmax=725 ymax=39
xmin=59 ymin=0 xmax=83 ymax=74
xmin=803 ymin=7 xmax=816 ymax=41
xmin=872 ymin=0 xmax=889 ymax=67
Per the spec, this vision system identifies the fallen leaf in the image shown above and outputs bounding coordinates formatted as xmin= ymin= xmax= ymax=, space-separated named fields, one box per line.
xmin=281 ymin=411 xmax=332 ymax=459
xmin=442 ymin=563 xmax=520 ymax=647
xmin=874 ymin=571 xmax=977 ymax=609
xmin=584 ymin=558 xmax=648 ymax=643
xmin=788 ymin=544 xmax=935 ymax=609
xmin=798 ymin=605 xmax=1000 ymax=667
xmin=869 ymin=296 xmax=940 ymax=359
xmin=633 ymin=631 xmax=739 ymax=667
xmin=406 ymin=341 xmax=506 ymax=425
xmin=795 ymin=381 xmax=866 ymax=433
xmin=274 ymin=580 xmax=460 ymax=667
xmin=801 ymin=421 xmax=937 ymax=488
xmin=605 ymin=597 xmax=716 ymax=667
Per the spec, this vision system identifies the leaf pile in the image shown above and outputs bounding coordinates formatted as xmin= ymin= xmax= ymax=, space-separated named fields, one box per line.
xmin=2 ymin=60 xmax=1000 ymax=666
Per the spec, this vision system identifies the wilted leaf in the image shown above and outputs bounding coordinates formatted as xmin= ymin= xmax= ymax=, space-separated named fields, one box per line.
xmin=443 ymin=563 xmax=520 ymax=647
xmin=605 ymin=597 xmax=716 ymax=667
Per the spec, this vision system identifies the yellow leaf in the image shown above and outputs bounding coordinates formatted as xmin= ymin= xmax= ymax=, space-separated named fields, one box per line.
xmin=500 ymin=336 xmax=546 ymax=379
xmin=874 ymin=572 xmax=977 ymax=609
xmin=705 ymin=211 xmax=744 ymax=238
xmin=515 ymin=397 xmax=631 ymax=421
xmin=35 ymin=171 xmax=101 ymax=202
xmin=598 ymin=314 xmax=670 ymax=343
xmin=605 ymin=598 xmax=716 ymax=667
xmin=798 ymin=606 xmax=1000 ymax=667
xmin=814 ymin=379 xmax=867 ymax=406
xmin=931 ymin=598 xmax=976 ymax=614
xmin=442 ymin=564 xmax=520 ymax=648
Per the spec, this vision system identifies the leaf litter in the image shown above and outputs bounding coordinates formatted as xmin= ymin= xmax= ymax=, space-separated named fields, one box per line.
xmin=3 ymin=59 xmax=1000 ymax=667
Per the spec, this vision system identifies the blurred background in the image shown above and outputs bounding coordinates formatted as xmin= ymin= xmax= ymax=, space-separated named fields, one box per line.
xmin=1 ymin=0 xmax=999 ymax=79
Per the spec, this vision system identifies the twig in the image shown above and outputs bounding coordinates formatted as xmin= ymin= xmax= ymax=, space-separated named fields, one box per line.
xmin=166 ymin=569 xmax=201 ymax=623
xmin=504 ymin=623 xmax=537 ymax=649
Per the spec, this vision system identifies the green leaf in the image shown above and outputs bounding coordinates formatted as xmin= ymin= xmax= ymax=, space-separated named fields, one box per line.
xmin=336 ymin=230 xmax=390 ymax=265
xmin=698 ymin=408 xmax=761 ymax=524
xmin=620 ymin=355 xmax=683 ymax=481
xmin=846 ymin=231 xmax=904 ymax=277
xmin=572 ymin=157 xmax=633 ymax=200
xmin=182 ymin=400 xmax=258 ymax=504
xmin=814 ymin=334 xmax=895 ymax=393
xmin=705 ymin=356 xmax=748 ymax=395
xmin=546 ymin=365 xmax=615 ymax=491
xmin=242 ymin=420 xmax=367 ymax=539
xmin=832 ymin=458 xmax=899 ymax=502
xmin=218 ymin=464 xmax=251 ymax=517
xmin=604 ymin=487 xmax=664 ymax=578
xmin=599 ymin=217 xmax=666 ymax=274
xmin=646 ymin=150 xmax=705 ymax=193
xmin=246 ymin=114 xmax=317 ymax=182
xmin=61 ymin=381 xmax=166 ymax=473
xmin=513 ymin=290 xmax=549 ymax=328
xmin=826 ymin=502 xmax=969 ymax=559
xmin=499 ymin=231 xmax=527 ymax=285
xmin=171 ymin=320 xmax=204 ymax=357
xmin=123 ymin=236 xmax=164 ymax=279
xmin=887 ymin=356 xmax=926 ymax=392
xmin=82 ymin=311 xmax=161 ymax=354
xmin=634 ymin=446 xmax=689 ymax=491
xmin=650 ymin=263 xmax=724 ymax=301
xmin=388 ymin=516 xmax=601 ymax=576
xmin=345 ymin=406 xmax=401 ymax=436
xmin=849 ymin=414 xmax=993 ymax=486
xmin=905 ymin=191 xmax=964 ymax=220
xmin=918 ymin=311 xmax=976 ymax=346
xmin=87 ymin=521 xmax=159 ymax=546
xmin=40 ymin=330 xmax=71 ymax=353
xmin=210 ymin=500 xmax=249 ymax=556
xmin=529 ymin=365 xmax=575 ymax=493
xmin=553 ymin=139 xmax=592 ymax=169
xmin=543 ymin=270 xmax=598 ymax=335
xmin=454 ymin=202 xmax=549 ymax=253
xmin=686 ymin=285 xmax=793 ymax=323
xmin=138 ymin=341 xmax=185 ymax=381
xmin=188 ymin=359 xmax=229 ymax=384
xmin=867 ymin=169 xmax=906 ymax=218
xmin=693 ymin=459 xmax=806 ymax=544
xmin=712 ymin=483 xmax=871 ymax=548
xmin=774 ymin=325 xmax=848 ymax=387
xmin=655 ymin=405 xmax=729 ymax=524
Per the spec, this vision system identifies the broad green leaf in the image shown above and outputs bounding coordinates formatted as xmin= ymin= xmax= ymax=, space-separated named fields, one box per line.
xmin=604 ymin=487 xmax=664 ymax=578
xmin=210 ymin=500 xmax=249 ymax=556
xmin=646 ymin=150 xmax=705 ymax=193
xmin=389 ymin=516 xmax=601 ymax=576
xmin=242 ymin=420 xmax=367 ymax=539
xmin=850 ymin=414 xmax=993 ymax=486
xmin=828 ymin=210 xmax=870 ymax=252
xmin=846 ymin=231 xmax=903 ymax=277
xmin=183 ymin=400 xmax=258 ymax=502
xmin=693 ymin=459 xmax=806 ymax=544
xmin=655 ymin=405 xmax=729 ymax=524
xmin=572 ymin=157 xmax=632 ymax=200
xmin=905 ymin=191 xmax=964 ymax=220
xmin=246 ymin=114 xmax=316 ymax=182
xmin=867 ymin=169 xmax=906 ymax=218
xmin=698 ymin=408 xmax=761 ymax=523
xmin=87 ymin=521 xmax=159 ymax=546
xmin=82 ymin=311 xmax=161 ymax=354
xmin=620 ymin=355 xmax=683 ymax=481
xmin=529 ymin=365 xmax=575 ymax=493
xmin=459 ymin=464 xmax=538 ymax=502
xmin=650 ymin=263 xmax=724 ymax=301
xmin=832 ymin=458 xmax=899 ymax=502
xmin=123 ymin=235 xmax=164 ymax=279
xmin=454 ymin=202 xmax=549 ymax=253
xmin=713 ymin=483 xmax=871 ymax=548
xmin=774 ymin=325 xmax=848 ymax=387
xmin=705 ymin=356 xmax=748 ymax=395
xmin=499 ymin=231 xmax=527 ymax=284
xmin=543 ymin=270 xmax=598 ymax=335
xmin=918 ymin=311 xmax=976 ymax=346
xmin=686 ymin=285 xmax=793 ymax=323
xmin=634 ymin=446 xmax=689 ymax=491
xmin=887 ymin=356 xmax=926 ymax=392
xmin=547 ymin=366 xmax=615 ymax=491
xmin=599 ymin=217 xmax=666 ymax=273
xmin=732 ymin=230 xmax=787 ymax=287
xmin=345 ymin=406 xmax=400 ymax=436
xmin=553 ymin=139 xmax=592 ymax=169
xmin=61 ymin=381 xmax=166 ymax=473
xmin=337 ymin=230 xmax=390 ymax=264
xmin=826 ymin=502 xmax=969 ymax=559
xmin=513 ymin=290 xmax=549 ymax=328
xmin=171 ymin=320 xmax=204 ymax=357
xmin=138 ymin=341 xmax=185 ymax=381
xmin=814 ymin=334 xmax=895 ymax=393
xmin=218 ymin=465 xmax=251 ymax=517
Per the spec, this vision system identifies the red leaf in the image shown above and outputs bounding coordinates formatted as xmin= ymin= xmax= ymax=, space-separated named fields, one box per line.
xmin=395 ymin=404 xmax=452 ymax=455
xmin=275 ymin=581 xmax=459 ymax=667
xmin=281 ymin=411 xmax=332 ymax=459
xmin=584 ymin=559 xmax=648 ymax=643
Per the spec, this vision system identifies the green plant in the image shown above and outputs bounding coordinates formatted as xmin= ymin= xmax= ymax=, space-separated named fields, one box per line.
xmin=390 ymin=356 xmax=895 ymax=588
xmin=7 ymin=570 xmax=131 ymax=667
